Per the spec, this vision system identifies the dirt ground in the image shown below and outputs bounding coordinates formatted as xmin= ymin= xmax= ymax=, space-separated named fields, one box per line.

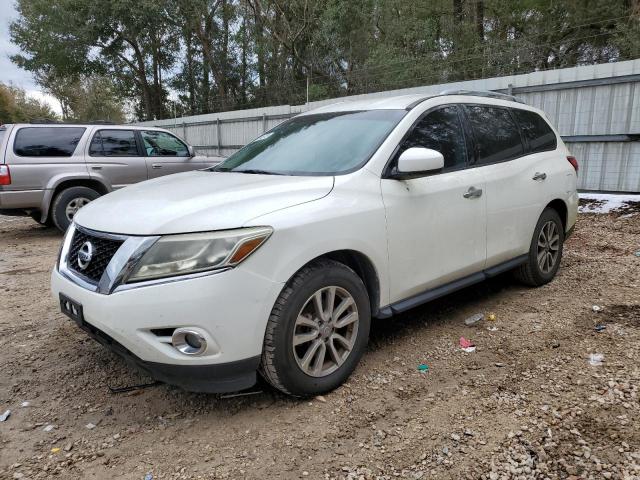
xmin=0 ymin=207 xmax=639 ymax=480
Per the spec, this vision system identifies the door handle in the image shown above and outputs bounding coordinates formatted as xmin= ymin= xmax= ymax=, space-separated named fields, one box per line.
xmin=533 ymin=172 xmax=547 ymax=181
xmin=463 ymin=186 xmax=483 ymax=199
xmin=151 ymin=164 xmax=163 ymax=169
xmin=90 ymin=165 xmax=102 ymax=170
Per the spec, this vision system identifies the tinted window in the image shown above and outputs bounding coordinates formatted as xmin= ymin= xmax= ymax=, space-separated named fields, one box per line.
xmin=141 ymin=131 xmax=189 ymax=157
xmin=512 ymin=109 xmax=557 ymax=153
xmin=399 ymin=106 xmax=467 ymax=170
xmin=14 ymin=127 xmax=85 ymax=157
xmin=216 ymin=110 xmax=406 ymax=176
xmin=465 ymin=106 xmax=524 ymax=164
xmin=90 ymin=130 xmax=139 ymax=156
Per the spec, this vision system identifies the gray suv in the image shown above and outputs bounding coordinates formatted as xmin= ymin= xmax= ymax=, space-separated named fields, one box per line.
xmin=0 ymin=123 xmax=220 ymax=231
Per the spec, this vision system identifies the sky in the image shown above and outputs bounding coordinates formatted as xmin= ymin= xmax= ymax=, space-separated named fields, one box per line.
xmin=0 ymin=0 xmax=62 ymax=114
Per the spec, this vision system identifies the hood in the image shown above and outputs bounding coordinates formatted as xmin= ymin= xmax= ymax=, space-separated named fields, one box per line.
xmin=74 ymin=171 xmax=334 ymax=235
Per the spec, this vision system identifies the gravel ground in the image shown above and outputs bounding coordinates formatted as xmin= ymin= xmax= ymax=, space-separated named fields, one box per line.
xmin=0 ymin=206 xmax=639 ymax=480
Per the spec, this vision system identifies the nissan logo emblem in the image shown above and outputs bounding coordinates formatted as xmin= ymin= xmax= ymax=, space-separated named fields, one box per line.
xmin=77 ymin=241 xmax=94 ymax=270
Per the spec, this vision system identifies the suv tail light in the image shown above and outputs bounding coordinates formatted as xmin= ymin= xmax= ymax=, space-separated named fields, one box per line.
xmin=567 ymin=156 xmax=578 ymax=173
xmin=0 ymin=165 xmax=10 ymax=185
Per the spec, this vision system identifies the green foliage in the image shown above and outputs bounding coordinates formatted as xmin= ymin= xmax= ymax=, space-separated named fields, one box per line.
xmin=9 ymin=0 xmax=640 ymax=120
xmin=0 ymin=83 xmax=58 ymax=124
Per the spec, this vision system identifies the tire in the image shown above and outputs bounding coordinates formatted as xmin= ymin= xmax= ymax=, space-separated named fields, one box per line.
xmin=260 ymin=259 xmax=371 ymax=397
xmin=514 ymin=208 xmax=565 ymax=287
xmin=51 ymin=186 xmax=100 ymax=232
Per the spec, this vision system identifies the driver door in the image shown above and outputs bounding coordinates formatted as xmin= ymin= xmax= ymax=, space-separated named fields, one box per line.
xmin=381 ymin=105 xmax=487 ymax=304
xmin=139 ymin=130 xmax=202 ymax=178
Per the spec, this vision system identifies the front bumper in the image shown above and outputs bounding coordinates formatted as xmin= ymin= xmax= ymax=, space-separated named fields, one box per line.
xmin=51 ymin=264 xmax=284 ymax=393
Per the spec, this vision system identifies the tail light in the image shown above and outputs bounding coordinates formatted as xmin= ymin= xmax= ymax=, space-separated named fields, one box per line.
xmin=0 ymin=165 xmax=10 ymax=185
xmin=567 ymin=156 xmax=578 ymax=173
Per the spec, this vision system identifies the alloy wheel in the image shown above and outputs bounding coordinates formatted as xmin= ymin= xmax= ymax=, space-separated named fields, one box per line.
xmin=65 ymin=197 xmax=90 ymax=222
xmin=292 ymin=286 xmax=359 ymax=377
xmin=537 ymin=220 xmax=560 ymax=274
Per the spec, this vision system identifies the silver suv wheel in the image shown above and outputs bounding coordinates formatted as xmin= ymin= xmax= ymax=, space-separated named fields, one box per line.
xmin=65 ymin=197 xmax=91 ymax=222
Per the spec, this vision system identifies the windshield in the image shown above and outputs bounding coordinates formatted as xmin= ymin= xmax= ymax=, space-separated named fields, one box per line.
xmin=215 ymin=110 xmax=406 ymax=175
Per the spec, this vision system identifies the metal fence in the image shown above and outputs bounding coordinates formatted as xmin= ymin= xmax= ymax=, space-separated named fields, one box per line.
xmin=138 ymin=59 xmax=640 ymax=193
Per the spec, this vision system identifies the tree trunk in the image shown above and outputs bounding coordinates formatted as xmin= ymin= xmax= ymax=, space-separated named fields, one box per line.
xmin=476 ymin=0 xmax=484 ymax=40
xmin=453 ymin=0 xmax=463 ymax=23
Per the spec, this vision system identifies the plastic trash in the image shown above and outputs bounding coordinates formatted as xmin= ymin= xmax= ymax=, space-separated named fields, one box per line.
xmin=592 ymin=305 xmax=603 ymax=312
xmin=464 ymin=313 xmax=484 ymax=326
xmin=43 ymin=424 xmax=55 ymax=432
xmin=20 ymin=402 xmax=30 ymax=408
xmin=417 ymin=364 xmax=429 ymax=372
xmin=51 ymin=447 xmax=61 ymax=454
xmin=634 ymin=251 xmax=640 ymax=257
xmin=0 ymin=410 xmax=10 ymax=422
xmin=459 ymin=337 xmax=476 ymax=353
xmin=144 ymin=474 xmax=153 ymax=480
xmin=487 ymin=326 xmax=498 ymax=332
xmin=487 ymin=313 xmax=497 ymax=321
xmin=595 ymin=324 xmax=606 ymax=332
xmin=588 ymin=353 xmax=604 ymax=366
xmin=86 ymin=423 xmax=96 ymax=429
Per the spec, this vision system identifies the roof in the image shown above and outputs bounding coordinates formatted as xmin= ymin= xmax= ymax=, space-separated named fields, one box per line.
xmin=303 ymin=90 xmax=528 ymax=115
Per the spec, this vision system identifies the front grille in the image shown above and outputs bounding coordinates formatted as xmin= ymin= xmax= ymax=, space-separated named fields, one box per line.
xmin=68 ymin=229 xmax=124 ymax=283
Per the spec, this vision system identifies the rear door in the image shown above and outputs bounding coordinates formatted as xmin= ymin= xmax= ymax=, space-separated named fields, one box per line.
xmin=87 ymin=129 xmax=148 ymax=189
xmin=381 ymin=105 xmax=487 ymax=304
xmin=463 ymin=104 xmax=545 ymax=267
xmin=139 ymin=130 xmax=202 ymax=178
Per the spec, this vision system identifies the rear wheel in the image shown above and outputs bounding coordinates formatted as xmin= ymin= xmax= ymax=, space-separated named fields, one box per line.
xmin=51 ymin=186 xmax=100 ymax=232
xmin=514 ymin=208 xmax=564 ymax=286
xmin=260 ymin=259 xmax=371 ymax=397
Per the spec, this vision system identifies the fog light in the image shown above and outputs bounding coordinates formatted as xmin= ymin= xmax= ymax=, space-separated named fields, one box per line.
xmin=171 ymin=328 xmax=207 ymax=355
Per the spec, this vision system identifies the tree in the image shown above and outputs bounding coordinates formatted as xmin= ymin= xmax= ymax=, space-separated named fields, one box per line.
xmin=0 ymin=83 xmax=58 ymax=124
xmin=9 ymin=0 xmax=640 ymax=120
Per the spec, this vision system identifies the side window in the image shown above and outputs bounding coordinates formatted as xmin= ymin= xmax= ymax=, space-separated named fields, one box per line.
xmin=90 ymin=130 xmax=139 ymax=156
xmin=399 ymin=106 xmax=467 ymax=170
xmin=465 ymin=105 xmax=524 ymax=164
xmin=141 ymin=131 xmax=189 ymax=157
xmin=14 ymin=127 xmax=85 ymax=157
xmin=512 ymin=109 xmax=557 ymax=153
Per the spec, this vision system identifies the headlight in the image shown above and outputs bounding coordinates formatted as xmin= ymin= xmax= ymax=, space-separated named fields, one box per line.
xmin=125 ymin=227 xmax=272 ymax=283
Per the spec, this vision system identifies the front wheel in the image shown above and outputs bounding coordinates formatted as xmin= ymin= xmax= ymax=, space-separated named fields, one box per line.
xmin=260 ymin=259 xmax=371 ymax=397
xmin=514 ymin=208 xmax=565 ymax=286
xmin=51 ymin=186 xmax=100 ymax=232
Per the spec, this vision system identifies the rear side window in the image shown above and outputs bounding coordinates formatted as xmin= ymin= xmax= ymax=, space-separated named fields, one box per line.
xmin=141 ymin=131 xmax=189 ymax=157
xmin=512 ymin=109 xmax=557 ymax=153
xmin=14 ymin=127 xmax=85 ymax=157
xmin=465 ymin=105 xmax=524 ymax=165
xmin=89 ymin=130 xmax=139 ymax=156
xmin=398 ymin=106 xmax=467 ymax=170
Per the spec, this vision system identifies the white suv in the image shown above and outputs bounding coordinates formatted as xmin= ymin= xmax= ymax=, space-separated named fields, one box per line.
xmin=51 ymin=91 xmax=578 ymax=396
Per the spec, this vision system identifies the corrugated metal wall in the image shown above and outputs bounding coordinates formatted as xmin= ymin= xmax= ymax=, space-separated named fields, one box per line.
xmin=138 ymin=59 xmax=640 ymax=192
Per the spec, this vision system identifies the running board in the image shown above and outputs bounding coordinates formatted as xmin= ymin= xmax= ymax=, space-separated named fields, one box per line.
xmin=376 ymin=254 xmax=528 ymax=318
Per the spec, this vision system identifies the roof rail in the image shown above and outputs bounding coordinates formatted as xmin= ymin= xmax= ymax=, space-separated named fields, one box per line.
xmin=439 ymin=89 xmax=524 ymax=103
xmin=28 ymin=119 xmax=117 ymax=125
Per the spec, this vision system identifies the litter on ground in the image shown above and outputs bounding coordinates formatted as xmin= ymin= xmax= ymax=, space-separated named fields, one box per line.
xmin=464 ymin=313 xmax=484 ymax=326
xmin=588 ymin=353 xmax=605 ymax=366
xmin=459 ymin=337 xmax=476 ymax=352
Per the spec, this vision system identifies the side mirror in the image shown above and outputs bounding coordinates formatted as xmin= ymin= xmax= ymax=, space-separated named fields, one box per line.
xmin=187 ymin=145 xmax=195 ymax=158
xmin=395 ymin=147 xmax=444 ymax=179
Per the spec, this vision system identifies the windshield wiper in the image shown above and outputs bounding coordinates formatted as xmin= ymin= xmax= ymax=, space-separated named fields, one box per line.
xmin=234 ymin=169 xmax=285 ymax=175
